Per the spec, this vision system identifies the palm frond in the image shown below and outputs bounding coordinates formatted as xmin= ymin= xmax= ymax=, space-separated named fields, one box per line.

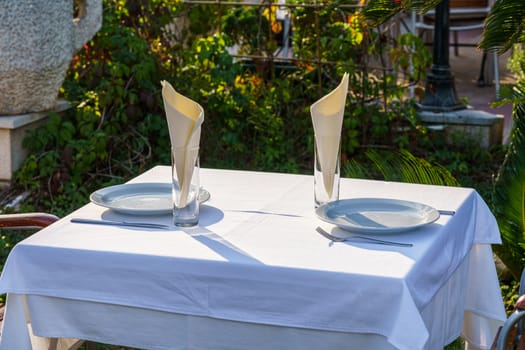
xmin=363 ymin=0 xmax=441 ymax=26
xmin=491 ymin=83 xmax=525 ymax=108
xmin=344 ymin=149 xmax=460 ymax=186
xmin=362 ymin=0 xmax=402 ymax=26
xmin=479 ymin=0 xmax=525 ymax=55
xmin=492 ymin=83 xmax=525 ymax=279
xmin=344 ymin=158 xmax=374 ymax=179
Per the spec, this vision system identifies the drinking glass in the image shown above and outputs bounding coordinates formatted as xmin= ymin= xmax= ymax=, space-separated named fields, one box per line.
xmin=172 ymin=146 xmax=200 ymax=227
xmin=314 ymin=138 xmax=340 ymax=207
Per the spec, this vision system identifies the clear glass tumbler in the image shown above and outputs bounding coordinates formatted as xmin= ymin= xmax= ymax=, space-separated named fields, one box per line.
xmin=314 ymin=138 xmax=340 ymax=207
xmin=172 ymin=146 xmax=200 ymax=227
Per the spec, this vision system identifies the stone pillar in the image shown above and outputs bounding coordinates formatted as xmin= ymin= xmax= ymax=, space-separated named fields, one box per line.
xmin=0 ymin=0 xmax=102 ymax=115
xmin=419 ymin=108 xmax=504 ymax=148
xmin=0 ymin=0 xmax=102 ymax=186
xmin=0 ymin=101 xmax=71 ymax=188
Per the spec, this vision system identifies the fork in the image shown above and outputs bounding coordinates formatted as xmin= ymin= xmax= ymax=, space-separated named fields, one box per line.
xmin=316 ymin=227 xmax=413 ymax=247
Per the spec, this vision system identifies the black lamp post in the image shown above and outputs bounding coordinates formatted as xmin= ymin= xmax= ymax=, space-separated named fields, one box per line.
xmin=417 ymin=0 xmax=466 ymax=112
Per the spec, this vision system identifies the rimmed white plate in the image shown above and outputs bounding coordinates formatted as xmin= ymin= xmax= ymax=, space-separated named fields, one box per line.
xmin=316 ymin=198 xmax=439 ymax=234
xmin=90 ymin=183 xmax=211 ymax=215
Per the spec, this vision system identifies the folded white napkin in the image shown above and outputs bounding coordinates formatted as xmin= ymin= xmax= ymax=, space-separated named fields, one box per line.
xmin=161 ymin=80 xmax=204 ymax=207
xmin=310 ymin=73 xmax=349 ymax=197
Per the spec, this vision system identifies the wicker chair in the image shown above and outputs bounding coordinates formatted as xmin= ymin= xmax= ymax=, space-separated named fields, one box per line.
xmin=0 ymin=212 xmax=60 ymax=229
xmin=492 ymin=269 xmax=525 ymax=350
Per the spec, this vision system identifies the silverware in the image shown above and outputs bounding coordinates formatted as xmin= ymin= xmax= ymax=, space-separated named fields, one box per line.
xmin=71 ymin=218 xmax=170 ymax=230
xmin=316 ymin=227 xmax=413 ymax=247
xmin=438 ymin=210 xmax=455 ymax=215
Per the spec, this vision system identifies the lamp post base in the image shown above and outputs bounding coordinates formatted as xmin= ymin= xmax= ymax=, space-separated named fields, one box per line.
xmin=417 ymin=64 xmax=467 ymax=112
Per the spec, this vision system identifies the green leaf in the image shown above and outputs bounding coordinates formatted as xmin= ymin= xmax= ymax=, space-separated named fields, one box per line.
xmin=492 ymin=84 xmax=525 ymax=279
xmin=363 ymin=0 xmax=441 ymax=26
xmin=479 ymin=0 xmax=525 ymax=54
xmin=345 ymin=149 xmax=460 ymax=187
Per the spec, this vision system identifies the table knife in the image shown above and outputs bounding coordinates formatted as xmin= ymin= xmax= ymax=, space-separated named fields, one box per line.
xmin=71 ymin=218 xmax=170 ymax=229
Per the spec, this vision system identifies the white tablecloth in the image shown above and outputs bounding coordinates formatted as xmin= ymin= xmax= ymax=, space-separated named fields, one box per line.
xmin=0 ymin=166 xmax=506 ymax=350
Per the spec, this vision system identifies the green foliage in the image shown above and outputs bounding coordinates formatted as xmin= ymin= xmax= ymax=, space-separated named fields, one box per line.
xmin=479 ymin=0 xmax=525 ymax=54
xmin=345 ymin=149 xmax=460 ymax=186
xmin=363 ymin=0 xmax=441 ymax=27
xmin=0 ymin=231 xmax=32 ymax=271
xmin=418 ymin=130 xmax=506 ymax=196
xmin=480 ymin=0 xmax=525 ymax=280
xmin=221 ymin=5 xmax=277 ymax=56
xmin=285 ymin=1 xmax=432 ymax=155
xmin=500 ymin=278 xmax=521 ymax=314
xmin=390 ymin=32 xmax=432 ymax=88
xmin=14 ymin=0 xmax=181 ymax=213
xmin=171 ymin=33 xmax=306 ymax=172
xmin=9 ymin=0 xmax=466 ymax=219
xmin=444 ymin=338 xmax=464 ymax=350
xmin=492 ymin=93 xmax=525 ymax=280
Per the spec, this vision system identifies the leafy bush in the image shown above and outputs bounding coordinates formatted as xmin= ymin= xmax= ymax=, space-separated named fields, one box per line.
xmin=11 ymin=0 xmax=481 ymax=219
xmin=14 ymin=0 xmax=180 ymax=214
xmin=491 ymin=86 xmax=525 ymax=279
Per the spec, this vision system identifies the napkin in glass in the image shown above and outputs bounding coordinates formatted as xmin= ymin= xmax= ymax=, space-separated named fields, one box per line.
xmin=161 ymin=80 xmax=204 ymax=207
xmin=310 ymin=73 xmax=349 ymax=197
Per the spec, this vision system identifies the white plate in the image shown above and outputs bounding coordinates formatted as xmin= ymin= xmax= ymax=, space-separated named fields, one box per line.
xmin=90 ymin=183 xmax=211 ymax=215
xmin=316 ymin=198 xmax=439 ymax=234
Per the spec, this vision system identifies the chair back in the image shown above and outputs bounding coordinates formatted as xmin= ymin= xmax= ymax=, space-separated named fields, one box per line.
xmin=492 ymin=269 xmax=525 ymax=349
xmin=0 ymin=213 xmax=59 ymax=229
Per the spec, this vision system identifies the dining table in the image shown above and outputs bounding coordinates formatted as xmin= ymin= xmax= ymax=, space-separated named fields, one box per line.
xmin=0 ymin=165 xmax=506 ymax=350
